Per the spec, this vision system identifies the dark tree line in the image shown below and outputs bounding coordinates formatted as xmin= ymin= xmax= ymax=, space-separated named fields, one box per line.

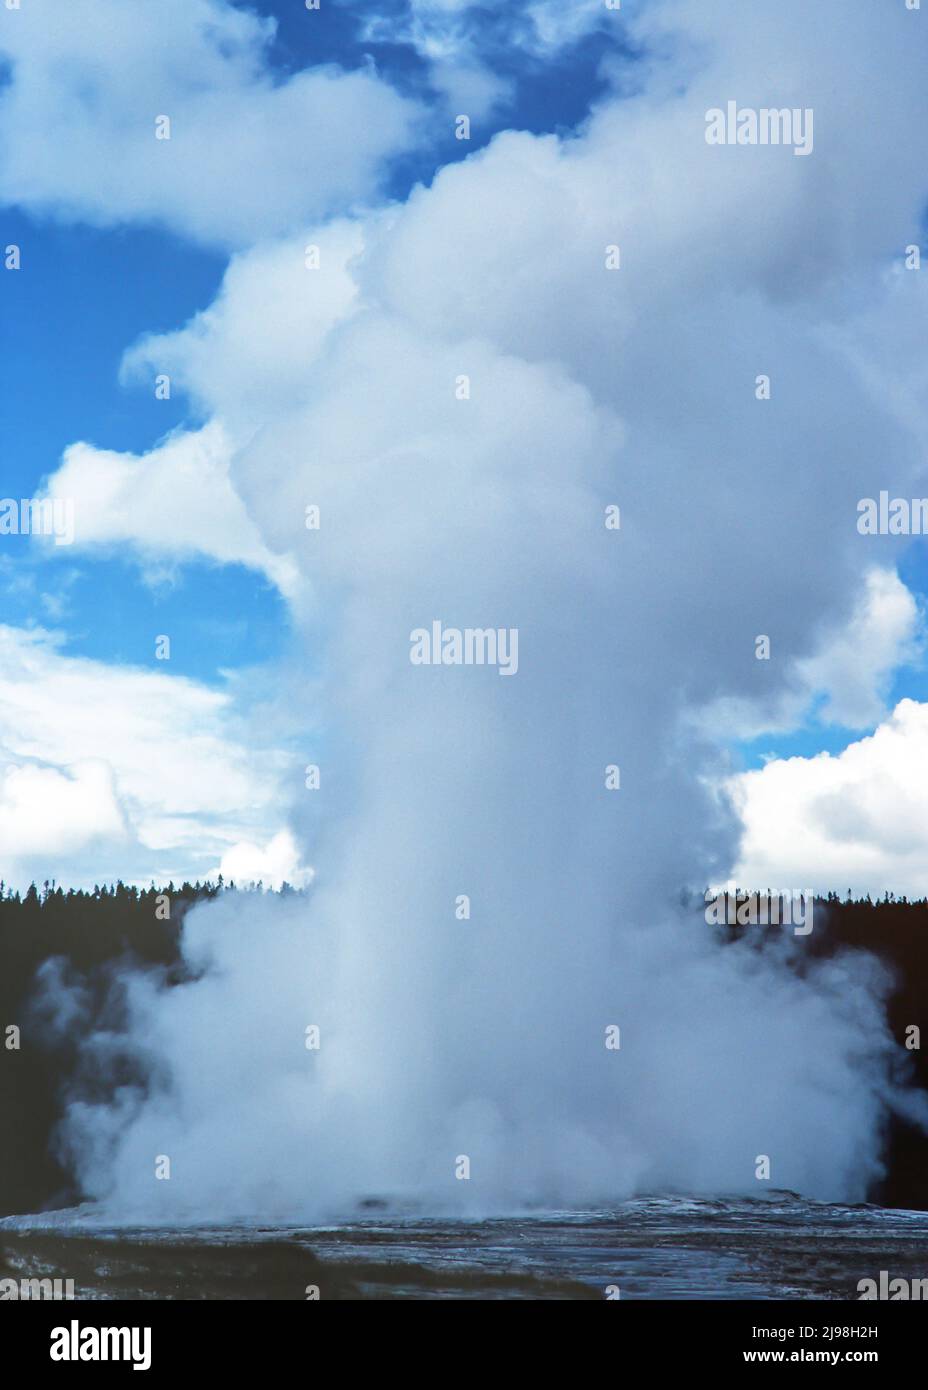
xmin=807 ymin=894 xmax=928 ymax=1209
xmin=1 ymin=884 xmax=927 ymax=1215
xmin=705 ymin=889 xmax=928 ymax=1209
xmin=0 ymin=879 xmax=285 ymax=1215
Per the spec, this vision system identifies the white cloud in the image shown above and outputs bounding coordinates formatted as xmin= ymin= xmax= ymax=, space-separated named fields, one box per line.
xmin=38 ymin=421 xmax=298 ymax=597
xmin=354 ymin=2 xmax=512 ymax=118
xmin=0 ymin=0 xmax=419 ymax=249
xmin=212 ymin=829 xmax=313 ymax=891
xmin=365 ymin=8 xmax=928 ymax=377
xmin=525 ymin=0 xmax=615 ymax=54
xmin=0 ymin=625 xmax=306 ymax=890
xmin=694 ymin=568 xmax=923 ymax=742
xmin=796 ymin=568 xmax=922 ymax=729
xmin=346 ymin=0 xmax=617 ymax=119
xmin=732 ymin=700 xmax=928 ymax=899
xmin=120 ymin=222 xmax=365 ymax=436
xmin=0 ymin=760 xmax=127 ymax=863
xmin=357 ymin=0 xmax=611 ymax=63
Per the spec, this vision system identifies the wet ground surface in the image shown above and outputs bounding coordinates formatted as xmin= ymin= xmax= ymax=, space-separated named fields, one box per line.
xmin=3 ymin=1194 xmax=927 ymax=1299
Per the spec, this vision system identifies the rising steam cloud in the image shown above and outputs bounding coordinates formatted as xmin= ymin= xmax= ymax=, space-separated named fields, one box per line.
xmin=46 ymin=0 xmax=928 ymax=1220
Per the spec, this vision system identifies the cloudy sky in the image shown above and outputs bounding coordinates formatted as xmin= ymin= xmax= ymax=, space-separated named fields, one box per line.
xmin=2 ymin=0 xmax=928 ymax=897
